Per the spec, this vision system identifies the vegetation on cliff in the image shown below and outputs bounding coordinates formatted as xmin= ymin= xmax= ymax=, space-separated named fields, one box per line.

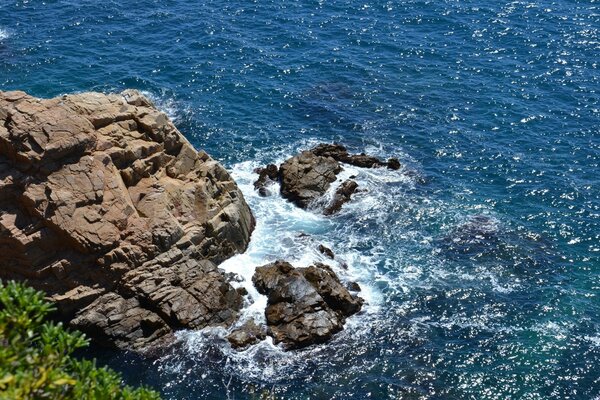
xmin=0 ymin=281 xmax=161 ymax=400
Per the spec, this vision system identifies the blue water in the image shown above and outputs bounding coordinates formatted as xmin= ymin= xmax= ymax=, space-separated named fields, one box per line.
xmin=1 ymin=1 xmax=599 ymax=398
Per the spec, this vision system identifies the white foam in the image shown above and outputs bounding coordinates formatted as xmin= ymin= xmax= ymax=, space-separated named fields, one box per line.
xmin=140 ymin=90 xmax=187 ymax=123
xmin=0 ymin=28 xmax=9 ymax=41
xmin=174 ymin=148 xmax=404 ymax=361
xmin=164 ymin=141 xmax=459 ymax=388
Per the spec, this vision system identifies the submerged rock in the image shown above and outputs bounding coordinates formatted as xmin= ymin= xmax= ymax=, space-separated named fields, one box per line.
xmin=252 ymin=260 xmax=363 ymax=349
xmin=440 ymin=215 xmax=501 ymax=256
xmin=0 ymin=90 xmax=255 ymax=353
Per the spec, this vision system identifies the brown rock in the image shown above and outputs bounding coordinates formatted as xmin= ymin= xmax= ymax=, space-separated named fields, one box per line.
xmin=323 ymin=179 xmax=359 ymax=215
xmin=318 ymin=244 xmax=335 ymax=259
xmin=227 ymin=319 xmax=267 ymax=349
xmin=311 ymin=143 xmax=387 ymax=168
xmin=71 ymin=292 xmax=172 ymax=351
xmin=252 ymin=260 xmax=363 ymax=349
xmin=387 ymin=157 xmax=401 ymax=170
xmin=279 ymin=150 xmax=342 ymax=208
xmin=0 ymin=90 xmax=255 ymax=353
xmin=253 ymin=164 xmax=279 ymax=197
xmin=275 ymin=144 xmax=397 ymax=213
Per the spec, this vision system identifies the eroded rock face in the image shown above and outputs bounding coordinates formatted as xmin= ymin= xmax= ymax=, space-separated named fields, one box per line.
xmin=253 ymin=163 xmax=279 ymax=197
xmin=227 ymin=319 xmax=267 ymax=349
xmin=252 ymin=260 xmax=363 ymax=349
xmin=0 ymin=90 xmax=255 ymax=352
xmin=256 ymin=143 xmax=400 ymax=213
xmin=323 ymin=179 xmax=359 ymax=216
xmin=279 ymin=150 xmax=342 ymax=208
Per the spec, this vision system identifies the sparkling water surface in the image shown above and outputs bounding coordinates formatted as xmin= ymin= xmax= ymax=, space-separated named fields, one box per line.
xmin=1 ymin=1 xmax=599 ymax=399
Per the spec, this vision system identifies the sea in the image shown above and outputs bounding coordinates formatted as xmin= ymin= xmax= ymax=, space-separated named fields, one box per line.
xmin=1 ymin=1 xmax=599 ymax=399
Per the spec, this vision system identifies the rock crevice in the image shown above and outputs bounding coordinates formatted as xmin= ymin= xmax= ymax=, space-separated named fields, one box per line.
xmin=0 ymin=90 xmax=255 ymax=352
xmin=252 ymin=260 xmax=363 ymax=349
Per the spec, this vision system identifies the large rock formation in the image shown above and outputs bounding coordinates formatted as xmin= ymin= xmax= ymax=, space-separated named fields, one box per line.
xmin=0 ymin=90 xmax=255 ymax=352
xmin=252 ymin=261 xmax=363 ymax=349
xmin=254 ymin=143 xmax=400 ymax=213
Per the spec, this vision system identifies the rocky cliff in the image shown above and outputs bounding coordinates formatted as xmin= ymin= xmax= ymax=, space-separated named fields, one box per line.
xmin=0 ymin=90 xmax=255 ymax=352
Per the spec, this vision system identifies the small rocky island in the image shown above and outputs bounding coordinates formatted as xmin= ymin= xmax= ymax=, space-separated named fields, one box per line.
xmin=255 ymin=143 xmax=400 ymax=214
xmin=0 ymin=90 xmax=369 ymax=353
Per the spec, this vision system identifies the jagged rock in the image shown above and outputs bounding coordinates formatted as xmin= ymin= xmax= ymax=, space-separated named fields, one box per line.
xmin=324 ymin=179 xmax=359 ymax=215
xmin=318 ymin=244 xmax=335 ymax=259
xmin=0 ymin=90 xmax=255 ymax=353
xmin=227 ymin=319 xmax=267 ymax=349
xmin=252 ymin=260 xmax=363 ymax=349
xmin=387 ymin=157 xmax=401 ymax=170
xmin=279 ymin=150 xmax=342 ymax=208
xmin=253 ymin=164 xmax=279 ymax=197
xmin=347 ymin=282 xmax=361 ymax=292
xmin=269 ymin=143 xmax=399 ymax=213
xmin=311 ymin=143 xmax=397 ymax=169
xmin=70 ymin=292 xmax=172 ymax=351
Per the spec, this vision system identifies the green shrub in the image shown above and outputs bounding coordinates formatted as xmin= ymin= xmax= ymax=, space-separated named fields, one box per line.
xmin=0 ymin=281 xmax=161 ymax=400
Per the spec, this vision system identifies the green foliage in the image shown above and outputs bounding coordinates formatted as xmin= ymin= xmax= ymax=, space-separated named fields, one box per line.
xmin=0 ymin=281 xmax=161 ymax=400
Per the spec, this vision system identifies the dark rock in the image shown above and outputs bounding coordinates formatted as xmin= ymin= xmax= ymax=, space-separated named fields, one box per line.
xmin=252 ymin=260 xmax=363 ymax=349
xmin=310 ymin=143 xmax=349 ymax=160
xmin=276 ymin=143 xmax=398 ymax=212
xmin=345 ymin=153 xmax=383 ymax=168
xmin=253 ymin=164 xmax=279 ymax=197
xmin=279 ymin=150 xmax=342 ymax=208
xmin=311 ymin=143 xmax=387 ymax=168
xmin=227 ymin=319 xmax=267 ymax=349
xmin=324 ymin=179 xmax=359 ymax=215
xmin=70 ymin=292 xmax=173 ymax=351
xmin=225 ymin=272 xmax=244 ymax=283
xmin=347 ymin=282 xmax=361 ymax=292
xmin=0 ymin=90 xmax=255 ymax=353
xmin=303 ymin=263 xmax=363 ymax=315
xmin=387 ymin=157 xmax=401 ymax=170
xmin=318 ymin=244 xmax=335 ymax=259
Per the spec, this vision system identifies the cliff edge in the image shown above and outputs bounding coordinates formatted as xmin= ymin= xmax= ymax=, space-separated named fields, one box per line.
xmin=0 ymin=90 xmax=255 ymax=352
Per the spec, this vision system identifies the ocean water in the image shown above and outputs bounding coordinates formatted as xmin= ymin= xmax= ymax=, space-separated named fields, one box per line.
xmin=1 ymin=1 xmax=599 ymax=399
